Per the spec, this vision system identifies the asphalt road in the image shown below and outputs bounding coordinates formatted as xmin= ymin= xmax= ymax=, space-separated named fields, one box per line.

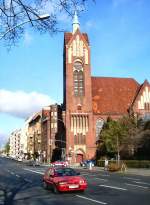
xmin=0 ymin=157 xmax=150 ymax=205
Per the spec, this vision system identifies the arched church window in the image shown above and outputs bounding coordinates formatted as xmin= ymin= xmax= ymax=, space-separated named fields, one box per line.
xmin=74 ymin=61 xmax=82 ymax=71
xmin=96 ymin=119 xmax=104 ymax=141
xmin=78 ymin=71 xmax=84 ymax=95
xmin=73 ymin=61 xmax=84 ymax=96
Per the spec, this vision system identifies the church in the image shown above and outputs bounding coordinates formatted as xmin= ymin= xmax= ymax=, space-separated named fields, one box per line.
xmin=60 ymin=12 xmax=150 ymax=163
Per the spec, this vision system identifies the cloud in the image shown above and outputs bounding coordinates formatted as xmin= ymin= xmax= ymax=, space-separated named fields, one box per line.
xmin=0 ymin=89 xmax=55 ymax=119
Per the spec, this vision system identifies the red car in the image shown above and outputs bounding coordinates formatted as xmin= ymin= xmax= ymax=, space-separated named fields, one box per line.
xmin=43 ymin=167 xmax=87 ymax=193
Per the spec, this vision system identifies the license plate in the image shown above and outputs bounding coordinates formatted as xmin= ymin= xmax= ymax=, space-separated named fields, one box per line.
xmin=69 ymin=185 xmax=79 ymax=189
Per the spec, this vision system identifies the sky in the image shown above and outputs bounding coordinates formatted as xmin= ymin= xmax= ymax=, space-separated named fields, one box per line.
xmin=0 ymin=0 xmax=150 ymax=147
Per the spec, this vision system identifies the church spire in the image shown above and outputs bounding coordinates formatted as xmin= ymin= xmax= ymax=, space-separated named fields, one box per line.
xmin=72 ymin=11 xmax=80 ymax=33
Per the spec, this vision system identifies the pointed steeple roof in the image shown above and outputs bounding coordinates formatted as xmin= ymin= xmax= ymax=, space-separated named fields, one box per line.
xmin=72 ymin=11 xmax=80 ymax=33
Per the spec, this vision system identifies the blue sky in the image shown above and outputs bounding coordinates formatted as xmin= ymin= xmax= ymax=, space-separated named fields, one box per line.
xmin=0 ymin=0 xmax=150 ymax=147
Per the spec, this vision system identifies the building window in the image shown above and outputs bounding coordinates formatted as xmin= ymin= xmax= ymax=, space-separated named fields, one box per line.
xmin=73 ymin=62 xmax=84 ymax=96
xmin=144 ymin=103 xmax=150 ymax=110
xmin=96 ymin=119 xmax=104 ymax=141
xmin=74 ymin=134 xmax=85 ymax=145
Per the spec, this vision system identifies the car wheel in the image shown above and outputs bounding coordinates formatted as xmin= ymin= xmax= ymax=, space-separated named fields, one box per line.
xmin=53 ymin=185 xmax=59 ymax=194
xmin=43 ymin=181 xmax=48 ymax=190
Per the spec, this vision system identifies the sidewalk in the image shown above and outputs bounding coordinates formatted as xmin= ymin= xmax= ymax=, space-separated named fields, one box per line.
xmin=122 ymin=168 xmax=150 ymax=176
xmin=87 ymin=166 xmax=150 ymax=177
xmin=71 ymin=165 xmax=150 ymax=177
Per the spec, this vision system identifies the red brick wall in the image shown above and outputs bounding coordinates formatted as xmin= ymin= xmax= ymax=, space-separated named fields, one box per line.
xmin=64 ymin=31 xmax=96 ymax=161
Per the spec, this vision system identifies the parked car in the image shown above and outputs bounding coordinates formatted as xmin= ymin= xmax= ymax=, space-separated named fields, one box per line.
xmin=51 ymin=160 xmax=69 ymax=167
xmin=43 ymin=167 xmax=87 ymax=193
xmin=80 ymin=160 xmax=96 ymax=168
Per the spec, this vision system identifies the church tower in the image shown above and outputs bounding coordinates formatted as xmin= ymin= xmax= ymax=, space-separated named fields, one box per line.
xmin=63 ymin=13 xmax=95 ymax=162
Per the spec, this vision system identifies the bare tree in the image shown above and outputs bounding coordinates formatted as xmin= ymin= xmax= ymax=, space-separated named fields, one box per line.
xmin=0 ymin=0 xmax=91 ymax=46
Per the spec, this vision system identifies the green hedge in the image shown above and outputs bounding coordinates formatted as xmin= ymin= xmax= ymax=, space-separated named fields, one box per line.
xmin=97 ymin=160 xmax=150 ymax=168
xmin=97 ymin=160 xmax=105 ymax=167
xmin=124 ymin=160 xmax=150 ymax=168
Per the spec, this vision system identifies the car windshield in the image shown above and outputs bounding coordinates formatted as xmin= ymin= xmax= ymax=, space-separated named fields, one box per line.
xmin=55 ymin=168 xmax=77 ymax=177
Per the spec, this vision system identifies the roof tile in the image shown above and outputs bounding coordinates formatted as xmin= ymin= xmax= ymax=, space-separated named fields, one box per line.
xmin=92 ymin=77 xmax=140 ymax=115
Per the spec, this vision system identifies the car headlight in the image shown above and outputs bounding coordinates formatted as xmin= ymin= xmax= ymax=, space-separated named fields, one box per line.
xmin=79 ymin=180 xmax=86 ymax=184
xmin=58 ymin=181 xmax=67 ymax=185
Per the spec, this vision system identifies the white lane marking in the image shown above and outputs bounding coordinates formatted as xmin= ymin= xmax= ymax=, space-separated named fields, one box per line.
xmin=24 ymin=178 xmax=32 ymax=183
xmin=23 ymin=168 xmax=44 ymax=175
xmin=94 ymin=178 xmax=108 ymax=181
xmin=125 ymin=183 xmax=149 ymax=189
xmin=124 ymin=177 xmax=141 ymax=181
xmin=99 ymin=185 xmax=127 ymax=191
xmin=76 ymin=195 xmax=107 ymax=204
xmin=133 ymin=181 xmax=150 ymax=186
xmin=15 ymin=174 xmax=20 ymax=178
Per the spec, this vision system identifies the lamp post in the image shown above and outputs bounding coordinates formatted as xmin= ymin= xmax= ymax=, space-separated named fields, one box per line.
xmin=0 ymin=14 xmax=50 ymax=40
xmin=116 ymin=135 xmax=120 ymax=166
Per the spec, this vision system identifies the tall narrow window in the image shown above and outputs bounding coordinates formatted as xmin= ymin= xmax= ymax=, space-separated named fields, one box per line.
xmin=73 ymin=61 xmax=84 ymax=96
xmin=144 ymin=103 xmax=150 ymax=110
xmin=78 ymin=71 xmax=84 ymax=95
xmin=96 ymin=119 xmax=104 ymax=141
xmin=74 ymin=70 xmax=78 ymax=96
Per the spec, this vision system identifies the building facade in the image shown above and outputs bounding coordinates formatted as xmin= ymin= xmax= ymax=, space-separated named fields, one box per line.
xmin=41 ymin=104 xmax=65 ymax=162
xmin=27 ymin=104 xmax=65 ymax=162
xmin=62 ymin=14 xmax=150 ymax=163
xmin=9 ymin=129 xmax=21 ymax=159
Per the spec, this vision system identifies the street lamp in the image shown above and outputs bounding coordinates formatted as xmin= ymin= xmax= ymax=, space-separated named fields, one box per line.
xmin=116 ymin=135 xmax=120 ymax=166
xmin=0 ymin=13 xmax=50 ymax=40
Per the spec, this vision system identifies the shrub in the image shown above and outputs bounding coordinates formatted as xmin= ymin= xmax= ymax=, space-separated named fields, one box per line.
xmin=108 ymin=162 xmax=121 ymax=172
xmin=97 ymin=160 xmax=150 ymax=168
xmin=124 ymin=160 xmax=150 ymax=168
xmin=97 ymin=160 xmax=105 ymax=167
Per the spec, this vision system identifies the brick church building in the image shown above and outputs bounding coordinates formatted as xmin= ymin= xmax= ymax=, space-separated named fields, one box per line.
xmin=60 ymin=12 xmax=150 ymax=163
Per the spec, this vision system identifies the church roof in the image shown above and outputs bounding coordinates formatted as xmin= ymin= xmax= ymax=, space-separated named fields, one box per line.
xmin=64 ymin=32 xmax=89 ymax=45
xmin=91 ymin=77 xmax=140 ymax=115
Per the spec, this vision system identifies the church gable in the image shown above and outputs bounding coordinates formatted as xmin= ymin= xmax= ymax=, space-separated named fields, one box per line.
xmin=91 ymin=77 xmax=140 ymax=115
xmin=132 ymin=80 xmax=150 ymax=111
xmin=64 ymin=30 xmax=89 ymax=64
